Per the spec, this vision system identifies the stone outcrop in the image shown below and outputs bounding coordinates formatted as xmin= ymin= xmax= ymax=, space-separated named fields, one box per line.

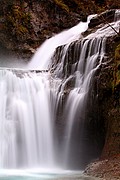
xmin=84 ymin=13 xmax=120 ymax=180
xmin=84 ymin=155 xmax=120 ymax=179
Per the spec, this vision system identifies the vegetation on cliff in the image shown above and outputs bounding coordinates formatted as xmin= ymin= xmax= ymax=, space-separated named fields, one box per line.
xmin=53 ymin=0 xmax=120 ymax=15
xmin=5 ymin=5 xmax=31 ymax=40
xmin=0 ymin=0 xmax=120 ymax=57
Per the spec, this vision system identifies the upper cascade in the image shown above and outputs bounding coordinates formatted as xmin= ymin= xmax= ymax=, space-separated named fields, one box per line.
xmin=27 ymin=15 xmax=96 ymax=70
xmin=27 ymin=9 xmax=120 ymax=71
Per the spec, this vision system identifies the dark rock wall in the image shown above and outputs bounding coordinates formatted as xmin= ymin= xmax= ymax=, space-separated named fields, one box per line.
xmin=84 ymin=35 xmax=120 ymax=176
xmin=87 ymin=33 xmax=120 ymax=161
xmin=99 ymin=36 xmax=120 ymax=159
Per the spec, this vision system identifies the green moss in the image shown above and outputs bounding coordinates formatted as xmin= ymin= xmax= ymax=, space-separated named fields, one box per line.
xmin=113 ymin=44 xmax=120 ymax=88
xmin=115 ymin=44 xmax=120 ymax=60
xmin=54 ymin=0 xmax=120 ymax=13
xmin=53 ymin=0 xmax=69 ymax=12
xmin=5 ymin=4 xmax=31 ymax=39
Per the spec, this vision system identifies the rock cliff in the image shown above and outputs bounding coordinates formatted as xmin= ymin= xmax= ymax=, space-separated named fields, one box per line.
xmin=84 ymin=12 xmax=120 ymax=179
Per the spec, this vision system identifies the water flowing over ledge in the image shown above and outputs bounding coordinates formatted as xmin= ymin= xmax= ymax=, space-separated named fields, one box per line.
xmin=27 ymin=14 xmax=97 ymax=70
xmin=28 ymin=10 xmax=120 ymax=71
xmin=0 ymin=9 xmax=120 ymax=175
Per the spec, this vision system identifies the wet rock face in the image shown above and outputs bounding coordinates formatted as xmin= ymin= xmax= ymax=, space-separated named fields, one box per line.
xmin=97 ymin=36 xmax=120 ymax=159
xmin=84 ymin=35 xmax=120 ymax=178
xmin=88 ymin=9 xmax=115 ymax=28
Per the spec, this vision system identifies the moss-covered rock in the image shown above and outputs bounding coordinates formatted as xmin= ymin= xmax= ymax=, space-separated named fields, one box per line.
xmin=53 ymin=0 xmax=69 ymax=12
xmin=114 ymin=43 xmax=120 ymax=87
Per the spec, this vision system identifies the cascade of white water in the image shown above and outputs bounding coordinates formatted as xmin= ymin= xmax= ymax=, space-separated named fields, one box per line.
xmin=51 ymin=10 xmax=119 ymax=169
xmin=62 ymin=37 xmax=106 ymax=168
xmin=27 ymin=15 xmax=96 ymax=70
xmin=114 ymin=9 xmax=120 ymax=22
xmin=0 ymin=70 xmax=55 ymax=168
xmin=86 ymin=11 xmax=120 ymax=39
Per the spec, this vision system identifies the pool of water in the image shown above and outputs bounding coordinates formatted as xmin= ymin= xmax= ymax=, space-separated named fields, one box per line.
xmin=0 ymin=169 xmax=99 ymax=180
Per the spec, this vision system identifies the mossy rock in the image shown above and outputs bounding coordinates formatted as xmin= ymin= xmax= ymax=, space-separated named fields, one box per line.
xmin=53 ymin=0 xmax=69 ymax=12
xmin=115 ymin=44 xmax=120 ymax=60
xmin=114 ymin=44 xmax=120 ymax=87
xmin=4 ymin=4 xmax=32 ymax=39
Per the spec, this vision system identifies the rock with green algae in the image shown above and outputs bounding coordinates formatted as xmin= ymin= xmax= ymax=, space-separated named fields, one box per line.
xmin=114 ymin=43 xmax=120 ymax=87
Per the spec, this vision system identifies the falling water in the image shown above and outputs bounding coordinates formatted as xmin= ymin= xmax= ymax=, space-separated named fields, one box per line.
xmin=62 ymin=37 xmax=106 ymax=168
xmin=0 ymin=70 xmax=55 ymax=168
xmin=28 ymin=14 xmax=96 ymax=70
xmin=0 ymin=10 xmax=120 ymax=172
xmin=47 ymin=9 xmax=120 ymax=168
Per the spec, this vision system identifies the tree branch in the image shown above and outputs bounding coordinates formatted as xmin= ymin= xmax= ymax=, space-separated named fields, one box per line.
xmin=101 ymin=14 xmax=120 ymax=36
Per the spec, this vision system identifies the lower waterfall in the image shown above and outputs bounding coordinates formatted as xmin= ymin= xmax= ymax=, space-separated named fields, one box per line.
xmin=0 ymin=10 xmax=120 ymax=171
xmin=0 ymin=71 xmax=55 ymax=168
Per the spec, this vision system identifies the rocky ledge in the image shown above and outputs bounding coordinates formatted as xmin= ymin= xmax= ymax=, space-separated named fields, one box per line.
xmin=84 ymin=155 xmax=120 ymax=180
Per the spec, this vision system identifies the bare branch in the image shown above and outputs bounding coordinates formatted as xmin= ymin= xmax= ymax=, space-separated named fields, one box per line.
xmin=101 ymin=14 xmax=119 ymax=36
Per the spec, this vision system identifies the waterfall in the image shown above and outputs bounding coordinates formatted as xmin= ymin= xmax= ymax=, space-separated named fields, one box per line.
xmin=0 ymin=71 xmax=55 ymax=168
xmin=61 ymin=37 xmax=106 ymax=168
xmin=28 ymin=14 xmax=96 ymax=70
xmin=0 ymin=10 xmax=120 ymax=170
